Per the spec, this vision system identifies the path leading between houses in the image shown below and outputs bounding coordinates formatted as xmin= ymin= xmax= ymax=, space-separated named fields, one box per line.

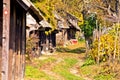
xmin=25 ymin=42 xmax=92 ymax=80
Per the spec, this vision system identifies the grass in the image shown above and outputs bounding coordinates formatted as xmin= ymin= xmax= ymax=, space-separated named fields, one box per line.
xmin=56 ymin=47 xmax=86 ymax=54
xmin=25 ymin=57 xmax=57 ymax=80
xmin=94 ymin=74 xmax=115 ymax=80
xmin=81 ymin=57 xmax=95 ymax=67
xmin=25 ymin=42 xmax=85 ymax=80
xmin=25 ymin=56 xmax=85 ymax=80
xmin=25 ymin=65 xmax=56 ymax=80
xmin=32 ymin=57 xmax=57 ymax=67
xmin=52 ymin=58 xmax=84 ymax=80
xmin=79 ymin=57 xmax=116 ymax=80
xmin=56 ymin=42 xmax=86 ymax=54
xmin=25 ymin=41 xmax=118 ymax=80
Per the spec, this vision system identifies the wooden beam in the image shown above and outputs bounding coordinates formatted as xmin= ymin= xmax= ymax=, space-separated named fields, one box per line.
xmin=0 ymin=0 xmax=3 ymax=79
xmin=21 ymin=11 xmax=26 ymax=79
xmin=8 ymin=0 xmax=16 ymax=79
xmin=2 ymin=0 xmax=10 ymax=80
xmin=0 ymin=0 xmax=3 ymax=80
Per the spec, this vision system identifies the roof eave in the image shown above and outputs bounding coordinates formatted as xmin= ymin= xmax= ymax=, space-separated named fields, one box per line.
xmin=17 ymin=0 xmax=43 ymax=23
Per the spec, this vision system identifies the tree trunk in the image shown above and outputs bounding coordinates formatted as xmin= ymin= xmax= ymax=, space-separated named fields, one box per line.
xmin=85 ymin=39 xmax=89 ymax=58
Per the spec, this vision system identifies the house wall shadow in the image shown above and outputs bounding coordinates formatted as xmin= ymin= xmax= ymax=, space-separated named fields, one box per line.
xmin=56 ymin=47 xmax=86 ymax=54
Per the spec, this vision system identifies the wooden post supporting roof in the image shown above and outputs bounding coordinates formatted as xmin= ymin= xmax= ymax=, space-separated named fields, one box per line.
xmin=2 ymin=0 xmax=10 ymax=80
xmin=0 ymin=0 xmax=3 ymax=79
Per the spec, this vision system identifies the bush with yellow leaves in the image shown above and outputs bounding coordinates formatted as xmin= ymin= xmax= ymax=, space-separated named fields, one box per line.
xmin=90 ymin=27 xmax=120 ymax=63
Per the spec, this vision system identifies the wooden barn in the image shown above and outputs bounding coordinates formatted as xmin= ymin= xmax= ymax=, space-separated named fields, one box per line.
xmin=55 ymin=12 xmax=81 ymax=46
xmin=66 ymin=13 xmax=81 ymax=44
xmin=0 ymin=0 xmax=43 ymax=80
xmin=49 ymin=29 xmax=58 ymax=48
xmin=54 ymin=12 xmax=69 ymax=46
xmin=26 ymin=14 xmax=40 ymax=38
xmin=39 ymin=20 xmax=52 ymax=54
xmin=26 ymin=14 xmax=56 ymax=55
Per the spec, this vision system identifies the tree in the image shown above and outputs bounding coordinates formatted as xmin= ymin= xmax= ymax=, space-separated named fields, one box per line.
xmin=80 ymin=13 xmax=97 ymax=57
xmin=88 ymin=0 xmax=120 ymax=63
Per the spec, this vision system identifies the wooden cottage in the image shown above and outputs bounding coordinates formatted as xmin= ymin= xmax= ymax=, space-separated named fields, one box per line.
xmin=55 ymin=12 xmax=81 ymax=46
xmin=26 ymin=14 xmax=40 ymax=38
xmin=54 ymin=13 xmax=69 ymax=46
xmin=0 ymin=0 xmax=43 ymax=80
xmin=39 ymin=20 xmax=53 ymax=54
xmin=26 ymin=14 xmax=54 ymax=55
xmin=66 ymin=13 xmax=81 ymax=44
xmin=49 ymin=29 xmax=58 ymax=48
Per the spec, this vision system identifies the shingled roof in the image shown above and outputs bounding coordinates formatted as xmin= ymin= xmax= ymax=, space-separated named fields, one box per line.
xmin=66 ymin=13 xmax=81 ymax=31
xmin=26 ymin=14 xmax=40 ymax=31
xmin=54 ymin=12 xmax=69 ymax=29
xmin=17 ymin=0 xmax=52 ymax=30
xmin=27 ymin=14 xmax=52 ymax=30
xmin=17 ymin=0 xmax=43 ymax=23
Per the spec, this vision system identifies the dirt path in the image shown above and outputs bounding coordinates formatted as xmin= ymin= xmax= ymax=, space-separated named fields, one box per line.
xmin=40 ymin=58 xmax=65 ymax=80
xmin=25 ymin=42 xmax=88 ymax=80
xmin=69 ymin=59 xmax=93 ymax=80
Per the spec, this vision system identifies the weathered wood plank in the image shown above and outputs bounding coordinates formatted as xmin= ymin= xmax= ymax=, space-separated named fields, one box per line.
xmin=15 ymin=4 xmax=21 ymax=79
xmin=8 ymin=0 xmax=16 ymax=79
xmin=0 ymin=0 xmax=3 ymax=79
xmin=2 ymin=0 xmax=10 ymax=80
xmin=21 ymin=11 xmax=26 ymax=79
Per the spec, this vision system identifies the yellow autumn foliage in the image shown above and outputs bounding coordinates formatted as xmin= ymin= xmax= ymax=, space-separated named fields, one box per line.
xmin=90 ymin=30 xmax=119 ymax=62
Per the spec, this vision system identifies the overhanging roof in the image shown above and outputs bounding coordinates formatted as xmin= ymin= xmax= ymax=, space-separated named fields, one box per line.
xmin=39 ymin=20 xmax=52 ymax=29
xmin=58 ymin=20 xmax=69 ymax=29
xmin=54 ymin=12 xmax=69 ymax=29
xmin=27 ymin=14 xmax=51 ymax=31
xmin=26 ymin=14 xmax=40 ymax=30
xmin=17 ymin=0 xmax=43 ymax=23
xmin=66 ymin=12 xmax=81 ymax=22
xmin=68 ymin=19 xmax=80 ymax=31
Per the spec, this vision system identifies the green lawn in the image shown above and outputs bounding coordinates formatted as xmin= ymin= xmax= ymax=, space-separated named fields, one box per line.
xmin=25 ymin=42 xmax=117 ymax=80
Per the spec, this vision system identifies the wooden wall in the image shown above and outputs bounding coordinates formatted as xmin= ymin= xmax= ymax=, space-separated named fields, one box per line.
xmin=67 ymin=28 xmax=76 ymax=40
xmin=8 ymin=0 xmax=26 ymax=80
xmin=39 ymin=31 xmax=46 ymax=52
xmin=2 ymin=0 xmax=10 ymax=80
xmin=0 ymin=0 xmax=3 ymax=79
xmin=56 ymin=29 xmax=68 ymax=46
xmin=50 ymin=32 xmax=56 ymax=47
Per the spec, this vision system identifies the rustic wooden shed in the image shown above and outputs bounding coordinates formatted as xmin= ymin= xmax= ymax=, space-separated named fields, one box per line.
xmin=54 ymin=12 xmax=69 ymax=46
xmin=66 ymin=13 xmax=81 ymax=40
xmin=26 ymin=14 xmax=54 ymax=54
xmin=0 ymin=0 xmax=43 ymax=80
xmin=50 ymin=29 xmax=58 ymax=48
xmin=39 ymin=20 xmax=52 ymax=54
xmin=26 ymin=14 xmax=40 ymax=38
xmin=55 ymin=12 xmax=81 ymax=45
